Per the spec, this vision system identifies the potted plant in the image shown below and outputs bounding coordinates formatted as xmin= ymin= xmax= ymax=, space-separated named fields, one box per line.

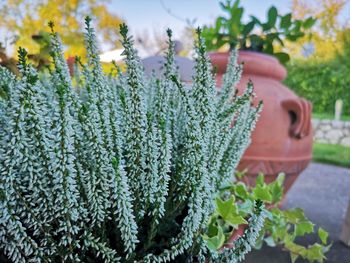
xmin=202 ymin=0 xmax=316 ymax=193
xmin=0 ymin=17 xmax=269 ymax=262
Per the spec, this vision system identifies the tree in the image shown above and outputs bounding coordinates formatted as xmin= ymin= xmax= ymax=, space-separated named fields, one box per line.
xmin=292 ymin=0 xmax=347 ymax=35
xmin=288 ymin=0 xmax=348 ymax=60
xmin=0 ymin=0 xmax=123 ymax=57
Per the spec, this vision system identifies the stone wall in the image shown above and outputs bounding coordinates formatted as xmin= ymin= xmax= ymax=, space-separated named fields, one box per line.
xmin=312 ymin=119 xmax=350 ymax=147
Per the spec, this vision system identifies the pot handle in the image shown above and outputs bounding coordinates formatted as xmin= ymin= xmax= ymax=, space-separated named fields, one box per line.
xmin=281 ymin=98 xmax=312 ymax=139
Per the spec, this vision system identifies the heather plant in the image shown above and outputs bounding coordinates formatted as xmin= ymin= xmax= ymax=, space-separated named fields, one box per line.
xmin=0 ymin=18 xmax=265 ymax=262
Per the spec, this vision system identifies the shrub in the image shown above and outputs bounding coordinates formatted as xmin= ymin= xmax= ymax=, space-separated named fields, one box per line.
xmin=285 ymin=33 xmax=350 ymax=116
xmin=0 ymin=18 xmax=264 ymax=262
xmin=285 ymin=59 xmax=350 ymax=116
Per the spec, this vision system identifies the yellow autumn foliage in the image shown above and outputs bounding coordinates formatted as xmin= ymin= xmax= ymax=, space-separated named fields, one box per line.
xmin=0 ymin=0 xmax=123 ymax=58
xmin=288 ymin=0 xmax=348 ymax=61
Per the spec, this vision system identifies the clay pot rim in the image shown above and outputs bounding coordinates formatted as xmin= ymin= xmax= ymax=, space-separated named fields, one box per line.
xmin=241 ymin=155 xmax=313 ymax=162
xmin=208 ymin=50 xmax=278 ymax=63
xmin=209 ymin=50 xmax=287 ymax=81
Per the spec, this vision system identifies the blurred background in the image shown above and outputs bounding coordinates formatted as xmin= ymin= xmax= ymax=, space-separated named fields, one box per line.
xmin=1 ymin=0 xmax=350 ymax=118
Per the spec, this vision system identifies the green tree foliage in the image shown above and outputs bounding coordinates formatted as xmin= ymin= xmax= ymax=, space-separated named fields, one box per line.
xmin=285 ymin=29 xmax=350 ymax=115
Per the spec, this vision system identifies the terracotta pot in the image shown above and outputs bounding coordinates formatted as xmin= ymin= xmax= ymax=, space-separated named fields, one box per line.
xmin=209 ymin=51 xmax=313 ymax=194
xmin=66 ymin=56 xmax=75 ymax=77
xmin=221 ymin=224 xmax=247 ymax=250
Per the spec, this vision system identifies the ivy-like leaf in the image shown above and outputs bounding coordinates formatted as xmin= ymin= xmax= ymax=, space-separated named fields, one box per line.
xmin=256 ymin=173 xmax=265 ymax=186
xmin=290 ymin=253 xmax=299 ymax=263
xmin=253 ymin=186 xmax=272 ymax=202
xmin=270 ymin=181 xmax=283 ymax=203
xmin=202 ymin=225 xmax=225 ymax=251
xmin=226 ymin=214 xmax=248 ymax=226
xmin=295 ymin=221 xmax=314 ymax=236
xmin=284 ymin=208 xmax=306 ymax=224
xmin=306 ymin=243 xmax=326 ymax=263
xmin=234 ymin=182 xmax=249 ymax=199
xmin=216 ymin=196 xmax=237 ymax=219
xmin=318 ymin=227 xmax=329 ymax=245
xmin=216 ymin=196 xmax=248 ymax=226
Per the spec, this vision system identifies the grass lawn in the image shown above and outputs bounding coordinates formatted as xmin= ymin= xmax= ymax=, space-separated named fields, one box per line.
xmin=313 ymin=112 xmax=350 ymax=121
xmin=313 ymin=143 xmax=350 ymax=168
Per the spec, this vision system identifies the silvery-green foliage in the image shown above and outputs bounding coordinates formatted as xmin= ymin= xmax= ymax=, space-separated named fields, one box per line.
xmin=0 ymin=18 xmax=263 ymax=262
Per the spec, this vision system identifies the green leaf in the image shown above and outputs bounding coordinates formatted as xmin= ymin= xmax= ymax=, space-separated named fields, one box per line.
xmin=284 ymin=238 xmax=307 ymax=257
xmin=286 ymin=31 xmax=304 ymax=41
xmin=280 ymin=13 xmax=292 ymax=29
xmin=306 ymin=243 xmax=325 ymax=263
xmin=284 ymin=208 xmax=306 ymax=223
xmin=273 ymin=225 xmax=288 ymax=240
xmin=234 ymin=182 xmax=249 ymax=199
xmin=235 ymin=170 xmax=246 ymax=179
xmin=215 ymin=196 xmax=248 ymax=226
xmin=215 ymin=17 xmax=224 ymax=30
xmin=207 ymin=215 xmax=219 ymax=237
xmin=219 ymin=1 xmax=227 ymax=11
xmin=253 ymin=186 xmax=272 ymax=202
xmin=286 ymin=33 xmax=298 ymax=41
xmin=202 ymin=225 xmax=225 ymax=251
xmin=318 ymin=227 xmax=329 ymax=245
xmin=242 ymin=21 xmax=255 ymax=36
xmin=270 ymin=180 xmax=283 ymax=203
xmin=274 ymin=52 xmax=290 ymax=64
xmin=250 ymin=15 xmax=261 ymax=25
xmin=216 ymin=196 xmax=237 ymax=220
xmin=263 ymin=42 xmax=273 ymax=55
xmin=229 ymin=4 xmax=244 ymax=33
xmin=303 ymin=16 xmax=316 ymax=29
xmin=226 ymin=214 xmax=248 ymax=226
xmin=295 ymin=221 xmax=314 ymax=236
xmin=256 ymin=173 xmax=265 ymax=186
xmin=290 ymin=253 xmax=299 ymax=263
xmin=267 ymin=6 xmax=278 ymax=28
